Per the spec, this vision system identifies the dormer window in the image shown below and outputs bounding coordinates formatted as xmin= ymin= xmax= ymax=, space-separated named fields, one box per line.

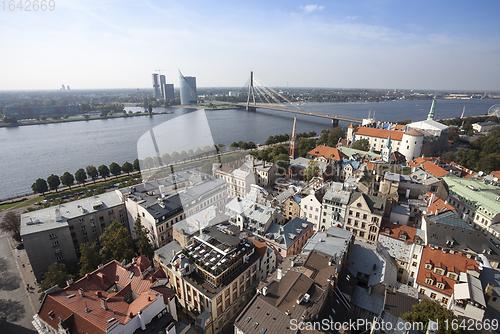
xmin=436 ymin=282 xmax=445 ymax=290
xmin=447 ymin=272 xmax=458 ymax=281
xmin=434 ymin=267 xmax=445 ymax=276
xmin=425 ymin=277 xmax=434 ymax=285
xmin=424 ymin=261 xmax=433 ymax=270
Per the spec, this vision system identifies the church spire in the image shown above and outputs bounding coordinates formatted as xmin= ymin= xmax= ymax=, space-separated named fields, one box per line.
xmin=384 ymin=134 xmax=392 ymax=149
xmin=428 ymin=94 xmax=436 ymax=120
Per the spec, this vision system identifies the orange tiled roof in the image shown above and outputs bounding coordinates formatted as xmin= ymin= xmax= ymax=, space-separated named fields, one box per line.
xmin=380 ymin=221 xmax=419 ymax=244
xmin=307 ymin=145 xmax=348 ymax=161
xmin=416 ymin=246 xmax=479 ymax=296
xmin=354 ymin=127 xmax=404 ymax=141
xmin=421 ymin=161 xmax=449 ymax=178
xmin=247 ymin=237 xmax=269 ymax=259
xmin=408 ymin=157 xmax=426 ymax=167
xmin=490 ymin=171 xmax=500 ymax=178
xmin=38 ymin=260 xmax=169 ymax=333
xmin=424 ymin=192 xmax=454 ymax=215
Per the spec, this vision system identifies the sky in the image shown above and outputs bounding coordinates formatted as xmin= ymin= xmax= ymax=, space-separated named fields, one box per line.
xmin=1 ymin=0 xmax=500 ymax=91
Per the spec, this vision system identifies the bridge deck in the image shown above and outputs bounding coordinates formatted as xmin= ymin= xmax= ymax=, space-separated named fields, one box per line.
xmin=234 ymin=102 xmax=363 ymax=124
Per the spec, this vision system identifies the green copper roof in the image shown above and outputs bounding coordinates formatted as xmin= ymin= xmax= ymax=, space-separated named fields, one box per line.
xmin=442 ymin=175 xmax=500 ymax=218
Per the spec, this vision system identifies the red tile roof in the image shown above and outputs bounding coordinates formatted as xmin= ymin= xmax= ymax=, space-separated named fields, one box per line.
xmin=354 ymin=127 xmax=404 ymax=141
xmin=38 ymin=259 xmax=170 ymax=333
xmin=424 ymin=192 xmax=454 ymax=215
xmin=247 ymin=237 xmax=269 ymax=259
xmin=408 ymin=157 xmax=426 ymax=168
xmin=421 ymin=161 xmax=449 ymax=178
xmin=416 ymin=246 xmax=479 ymax=296
xmin=307 ymin=145 xmax=348 ymax=161
xmin=380 ymin=221 xmax=420 ymax=244
xmin=490 ymin=171 xmax=500 ymax=178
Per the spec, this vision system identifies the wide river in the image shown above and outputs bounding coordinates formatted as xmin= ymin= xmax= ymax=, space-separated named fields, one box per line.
xmin=0 ymin=99 xmax=497 ymax=200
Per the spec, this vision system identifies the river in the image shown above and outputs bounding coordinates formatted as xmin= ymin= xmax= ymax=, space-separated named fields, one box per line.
xmin=0 ymin=99 xmax=497 ymax=200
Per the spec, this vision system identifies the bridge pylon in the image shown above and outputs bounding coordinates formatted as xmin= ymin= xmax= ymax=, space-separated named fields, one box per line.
xmin=246 ymin=71 xmax=256 ymax=111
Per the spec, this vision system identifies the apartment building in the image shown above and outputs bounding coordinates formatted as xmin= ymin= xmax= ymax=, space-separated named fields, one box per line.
xmin=345 ymin=192 xmax=389 ymax=244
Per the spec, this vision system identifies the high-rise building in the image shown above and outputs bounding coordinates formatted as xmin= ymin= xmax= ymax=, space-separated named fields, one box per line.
xmin=163 ymin=83 xmax=174 ymax=100
xmin=159 ymin=74 xmax=166 ymax=99
xmin=152 ymin=73 xmax=160 ymax=98
xmin=179 ymin=70 xmax=197 ymax=105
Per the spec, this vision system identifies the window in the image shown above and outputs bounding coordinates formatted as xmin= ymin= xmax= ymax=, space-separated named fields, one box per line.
xmin=49 ymin=233 xmax=57 ymax=239
xmin=413 ymin=254 xmax=418 ymax=259
xmin=355 ymin=212 xmax=360 ymax=218
xmin=363 ymin=214 xmax=367 ymax=220
xmin=56 ymin=255 xmax=64 ymax=261
xmin=349 ymin=210 xmax=353 ymax=216
xmin=81 ymin=225 xmax=86 ymax=230
xmin=436 ymin=282 xmax=445 ymax=289
xmin=425 ymin=278 xmax=434 ymax=285
xmin=52 ymin=241 xmax=60 ymax=247
xmin=412 ymin=262 xmax=417 ymax=267
xmin=419 ymin=289 xmax=426 ymax=294
xmin=430 ymin=293 xmax=436 ymax=299
xmin=442 ymin=297 xmax=449 ymax=304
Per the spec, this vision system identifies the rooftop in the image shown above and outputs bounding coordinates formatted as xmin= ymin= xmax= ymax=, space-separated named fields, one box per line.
xmin=354 ymin=127 xmax=404 ymax=141
xmin=380 ymin=221 xmax=423 ymax=245
xmin=348 ymin=192 xmax=387 ymax=216
xmin=307 ymin=145 xmax=348 ymax=161
xmin=301 ymin=226 xmax=353 ymax=257
xmin=258 ymin=217 xmax=314 ymax=250
xmin=21 ymin=192 xmax=123 ymax=236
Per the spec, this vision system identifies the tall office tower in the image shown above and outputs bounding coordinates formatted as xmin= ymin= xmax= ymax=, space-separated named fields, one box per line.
xmin=159 ymin=75 xmax=166 ymax=100
xmin=61 ymin=84 xmax=65 ymax=90
xmin=152 ymin=73 xmax=160 ymax=98
xmin=179 ymin=70 xmax=197 ymax=105
xmin=163 ymin=84 xmax=175 ymax=100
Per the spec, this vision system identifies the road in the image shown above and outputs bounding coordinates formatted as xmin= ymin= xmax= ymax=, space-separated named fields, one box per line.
xmin=0 ymin=208 xmax=38 ymax=334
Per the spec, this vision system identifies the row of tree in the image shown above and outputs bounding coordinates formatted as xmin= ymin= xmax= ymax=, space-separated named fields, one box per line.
xmin=37 ymin=219 xmax=155 ymax=299
xmin=141 ymin=145 xmax=227 ymax=170
xmin=264 ymin=131 xmax=317 ymax=146
xmin=229 ymin=141 xmax=257 ymax=150
xmin=31 ymin=160 xmax=140 ymax=195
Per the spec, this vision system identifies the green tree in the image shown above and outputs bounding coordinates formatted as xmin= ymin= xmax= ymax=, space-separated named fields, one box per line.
xmin=100 ymin=221 xmax=135 ymax=263
xmin=75 ymin=168 xmax=87 ymax=185
xmin=51 ymin=114 xmax=60 ymax=120
xmin=122 ymin=162 xmax=133 ymax=175
xmin=462 ymin=121 xmax=472 ymax=133
xmin=38 ymin=262 xmax=72 ymax=301
xmin=401 ymin=299 xmax=461 ymax=334
xmin=0 ymin=211 xmax=21 ymax=241
xmin=352 ymin=138 xmax=370 ymax=151
xmin=298 ymin=137 xmax=316 ymax=157
xmin=109 ymin=162 xmax=121 ymax=178
xmin=31 ymin=178 xmax=48 ymax=195
xmin=441 ymin=151 xmax=454 ymax=162
xmin=143 ymin=157 xmax=154 ymax=169
xmin=217 ymin=144 xmax=226 ymax=154
xmin=98 ymin=165 xmax=110 ymax=180
xmin=171 ymin=151 xmax=180 ymax=162
xmin=132 ymin=218 xmax=155 ymax=260
xmin=60 ymin=172 xmax=75 ymax=190
xmin=86 ymin=165 xmax=99 ymax=183
xmin=78 ymin=242 xmax=102 ymax=277
xmin=161 ymin=153 xmax=172 ymax=165
xmin=448 ymin=127 xmax=459 ymax=143
xmin=94 ymin=187 xmax=106 ymax=195
xmin=47 ymin=174 xmax=61 ymax=193
xmin=328 ymin=127 xmax=346 ymax=147
xmin=133 ymin=159 xmax=141 ymax=171
xmin=63 ymin=114 xmax=69 ymax=119
xmin=306 ymin=160 xmax=320 ymax=181
xmin=39 ymin=115 xmax=47 ymax=121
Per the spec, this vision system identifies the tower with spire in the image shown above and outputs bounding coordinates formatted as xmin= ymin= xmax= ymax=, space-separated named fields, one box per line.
xmin=381 ymin=134 xmax=392 ymax=163
xmin=427 ymin=95 xmax=437 ymax=120
xmin=289 ymin=114 xmax=299 ymax=159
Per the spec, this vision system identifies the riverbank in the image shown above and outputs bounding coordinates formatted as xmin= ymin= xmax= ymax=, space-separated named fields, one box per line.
xmin=0 ymin=111 xmax=173 ymax=128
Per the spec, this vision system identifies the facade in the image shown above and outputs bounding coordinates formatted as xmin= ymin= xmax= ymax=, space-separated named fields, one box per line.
xmin=300 ymin=190 xmax=324 ymax=231
xmin=345 ymin=192 xmax=389 ymax=244
xmin=118 ymin=177 xmax=228 ymax=248
xmin=306 ymin=145 xmax=348 ymax=180
xmin=473 ymin=121 xmax=498 ymax=132
xmin=213 ymin=163 xmax=255 ymax=199
xmin=321 ymin=182 xmax=352 ymax=229
xmin=157 ymin=225 xmax=261 ymax=334
xmin=442 ymin=175 xmax=500 ymax=235
xmin=159 ymin=74 xmax=166 ymax=99
xmin=179 ymin=71 xmax=197 ymax=105
xmin=163 ymin=83 xmax=175 ymax=100
xmin=271 ymin=188 xmax=301 ymax=221
xmin=21 ymin=192 xmax=128 ymax=280
xmin=247 ymin=237 xmax=277 ymax=281
xmin=33 ymin=257 xmax=176 ymax=334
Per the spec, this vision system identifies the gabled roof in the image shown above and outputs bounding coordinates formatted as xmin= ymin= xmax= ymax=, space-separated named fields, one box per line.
xmin=380 ymin=221 xmax=421 ymax=245
xmin=354 ymin=127 xmax=404 ymax=141
xmin=423 ymin=192 xmax=454 ymax=215
xmin=307 ymin=145 xmax=348 ymax=161
xmin=348 ymin=192 xmax=387 ymax=216
xmin=420 ymin=161 xmax=449 ymax=178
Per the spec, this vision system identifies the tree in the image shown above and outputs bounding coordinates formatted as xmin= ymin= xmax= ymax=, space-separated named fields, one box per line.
xmin=352 ymin=138 xmax=370 ymax=151
xmin=306 ymin=160 xmax=320 ymax=181
xmin=148 ymin=103 xmax=153 ymax=114
xmin=51 ymin=114 xmax=60 ymax=120
xmin=171 ymin=151 xmax=180 ymax=162
xmin=75 ymin=168 xmax=87 ymax=185
xmin=78 ymin=242 xmax=102 ymax=277
xmin=143 ymin=157 xmax=154 ymax=169
xmin=38 ymin=262 xmax=72 ymax=301
xmin=86 ymin=165 xmax=99 ymax=183
xmin=100 ymin=221 xmax=135 ymax=263
xmin=132 ymin=218 xmax=155 ymax=260
xmin=47 ymin=174 xmax=61 ymax=193
xmin=298 ymin=138 xmax=316 ymax=157
xmin=328 ymin=127 xmax=346 ymax=147
xmin=60 ymin=172 xmax=75 ymax=190
xmin=217 ymin=144 xmax=226 ymax=154
xmin=63 ymin=114 xmax=69 ymax=119
xmin=31 ymin=178 xmax=48 ymax=195
xmin=0 ymin=211 xmax=21 ymax=241
xmin=39 ymin=115 xmax=47 ymax=121
xmin=161 ymin=153 xmax=172 ymax=165
xmin=122 ymin=162 xmax=133 ymax=175
xmin=401 ymin=299 xmax=461 ymax=334
xmin=109 ymin=162 xmax=121 ymax=178
xmin=448 ymin=127 xmax=459 ymax=143
xmin=98 ymin=165 xmax=110 ymax=180
xmin=441 ymin=151 xmax=454 ymax=162
xmin=133 ymin=159 xmax=141 ymax=171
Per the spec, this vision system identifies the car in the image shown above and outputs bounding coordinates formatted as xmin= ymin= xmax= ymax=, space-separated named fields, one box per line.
xmin=34 ymin=202 xmax=41 ymax=205
xmin=15 ymin=243 xmax=24 ymax=250
xmin=41 ymin=200 xmax=48 ymax=204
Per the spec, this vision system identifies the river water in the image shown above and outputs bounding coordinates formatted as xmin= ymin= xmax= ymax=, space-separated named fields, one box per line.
xmin=0 ymin=99 xmax=497 ymax=200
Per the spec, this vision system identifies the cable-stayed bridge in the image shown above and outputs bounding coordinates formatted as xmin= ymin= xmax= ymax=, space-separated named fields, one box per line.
xmin=232 ymin=71 xmax=363 ymax=125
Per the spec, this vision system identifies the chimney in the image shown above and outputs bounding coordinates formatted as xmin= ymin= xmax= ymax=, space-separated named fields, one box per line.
xmin=98 ymin=264 xmax=104 ymax=271
xmin=277 ymin=268 xmax=282 ymax=280
xmin=78 ymin=288 xmax=85 ymax=297
xmin=66 ymin=279 xmax=74 ymax=287
xmin=100 ymin=298 xmax=108 ymax=310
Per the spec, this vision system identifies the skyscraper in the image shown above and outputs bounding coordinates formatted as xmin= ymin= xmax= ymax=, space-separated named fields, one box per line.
xmin=152 ymin=73 xmax=160 ymax=98
xmin=179 ymin=70 xmax=197 ymax=105
xmin=159 ymin=75 xmax=166 ymax=99
xmin=163 ymin=84 xmax=174 ymax=100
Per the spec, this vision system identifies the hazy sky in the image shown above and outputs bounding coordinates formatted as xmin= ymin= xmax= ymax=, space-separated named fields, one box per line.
xmin=1 ymin=0 xmax=500 ymax=91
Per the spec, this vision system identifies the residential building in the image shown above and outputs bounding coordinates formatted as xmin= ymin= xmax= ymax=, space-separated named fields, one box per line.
xmin=157 ymin=224 xmax=261 ymax=334
xmin=372 ymin=290 xmax=419 ymax=334
xmin=172 ymin=206 xmax=227 ymax=247
xmin=441 ymin=175 xmax=500 ymax=235
xmin=270 ymin=187 xmax=301 ymax=221
xmin=247 ymin=237 xmax=277 ymax=281
xmin=300 ymin=189 xmax=325 ymax=231
xmin=449 ymin=272 xmax=486 ymax=320
xmin=21 ymin=192 xmax=128 ymax=281
xmin=118 ymin=177 xmax=228 ymax=248
xmin=422 ymin=211 xmax=500 ymax=269
xmin=288 ymin=156 xmax=332 ymax=181
xmin=213 ymin=163 xmax=255 ymax=199
xmin=306 ymin=145 xmax=348 ymax=180
xmin=345 ymin=192 xmax=389 ymax=244
xmin=33 ymin=256 xmax=176 ymax=334
xmin=480 ymin=267 xmax=500 ymax=313
xmin=472 ymin=121 xmax=498 ymax=132
xmin=414 ymin=246 xmax=480 ymax=307
xmin=321 ymin=182 xmax=352 ymax=229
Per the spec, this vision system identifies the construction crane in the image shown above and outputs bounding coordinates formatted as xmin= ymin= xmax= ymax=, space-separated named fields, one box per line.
xmin=155 ymin=69 xmax=170 ymax=76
